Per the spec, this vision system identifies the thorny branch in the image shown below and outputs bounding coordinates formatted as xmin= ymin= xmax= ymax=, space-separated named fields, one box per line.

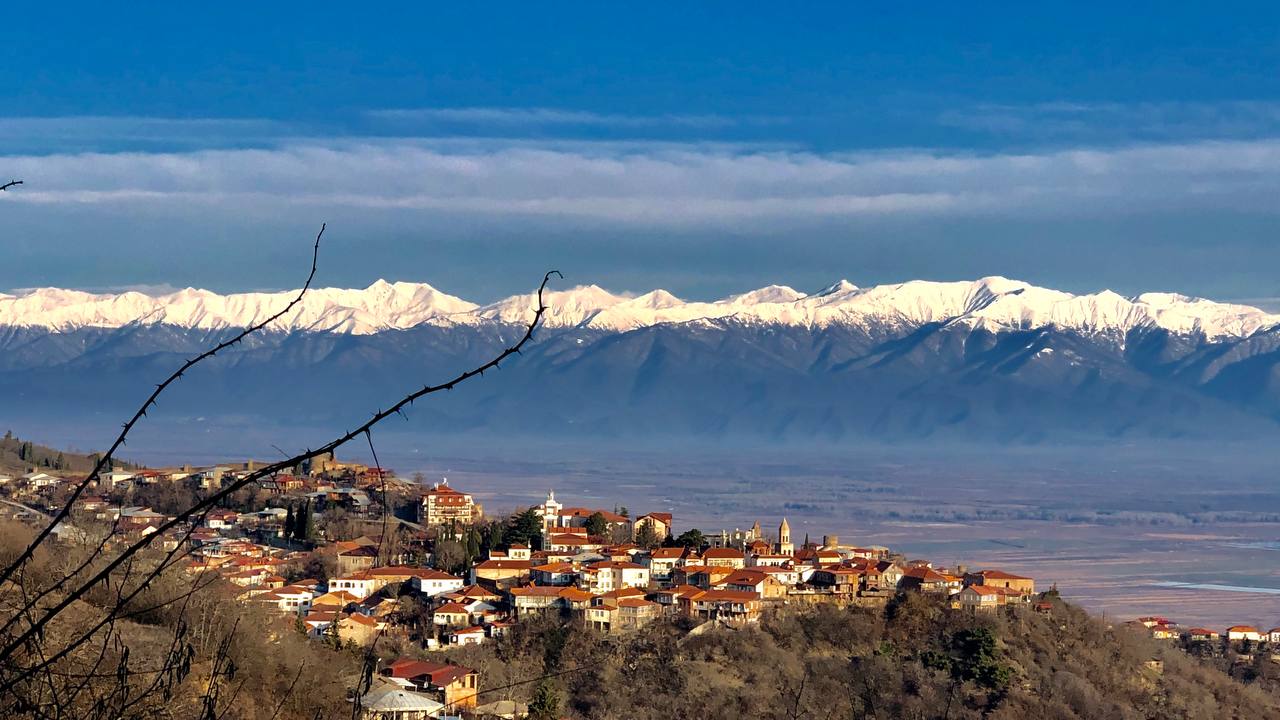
xmin=0 ymin=224 xmax=326 ymax=596
xmin=0 ymin=264 xmax=561 ymax=702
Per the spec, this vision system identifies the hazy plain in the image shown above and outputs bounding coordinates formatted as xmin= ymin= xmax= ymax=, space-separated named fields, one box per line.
xmin=388 ymin=441 xmax=1280 ymax=630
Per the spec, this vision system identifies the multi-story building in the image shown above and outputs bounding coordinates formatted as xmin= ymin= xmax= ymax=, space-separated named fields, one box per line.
xmin=419 ymin=479 xmax=483 ymax=527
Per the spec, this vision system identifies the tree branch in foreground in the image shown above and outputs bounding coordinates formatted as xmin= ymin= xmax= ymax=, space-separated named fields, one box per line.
xmin=0 ymin=225 xmax=325 ymax=593
xmin=0 ymin=269 xmax=562 ymax=685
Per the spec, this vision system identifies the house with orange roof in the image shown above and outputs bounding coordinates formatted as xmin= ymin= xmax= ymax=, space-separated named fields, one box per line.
xmin=676 ymin=564 xmax=736 ymax=590
xmin=644 ymin=547 xmax=686 ymax=585
xmin=964 ymin=569 xmax=1035 ymax=596
xmin=442 ymin=584 xmax=502 ymax=604
xmin=581 ymin=560 xmax=649 ymax=593
xmin=507 ymin=585 xmax=568 ymax=617
xmin=471 ymin=558 xmax=532 ymax=587
xmin=809 ymin=567 xmax=864 ymax=595
xmin=1227 ymin=625 xmax=1264 ymax=642
xmin=679 ymin=589 xmax=762 ymax=624
xmin=449 ymin=625 xmax=488 ymax=646
xmin=749 ymin=553 xmax=792 ymax=568
xmin=702 ymin=547 xmax=747 ymax=569
xmin=381 ymin=658 xmax=479 ymax=711
xmin=335 ymin=543 xmax=379 ymax=575
xmin=584 ymin=595 xmax=660 ymax=633
xmin=723 ymin=569 xmax=789 ymax=599
xmin=557 ymin=586 xmax=596 ymax=611
xmin=1186 ymin=628 xmax=1220 ymax=642
xmin=546 ymin=533 xmax=605 ymax=553
xmin=633 ymin=512 xmax=673 ymax=541
xmin=956 ymin=584 xmax=1006 ymax=611
xmin=432 ymin=602 xmax=473 ymax=629
xmin=419 ymin=479 xmax=483 ymax=527
xmin=327 ymin=572 xmax=380 ymax=600
xmin=651 ymin=584 xmax=703 ymax=612
xmin=901 ymin=566 xmax=956 ymax=594
xmin=252 ymin=585 xmax=315 ymax=614
xmin=407 ymin=567 xmax=465 ymax=597
xmin=336 ymin=612 xmax=384 ymax=646
xmin=531 ymin=562 xmax=579 ymax=586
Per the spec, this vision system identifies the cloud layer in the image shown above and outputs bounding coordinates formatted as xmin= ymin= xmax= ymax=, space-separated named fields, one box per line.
xmin=4 ymin=137 xmax=1280 ymax=227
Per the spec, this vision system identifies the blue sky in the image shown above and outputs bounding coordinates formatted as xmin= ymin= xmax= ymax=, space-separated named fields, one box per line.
xmin=3 ymin=4 xmax=1280 ymax=305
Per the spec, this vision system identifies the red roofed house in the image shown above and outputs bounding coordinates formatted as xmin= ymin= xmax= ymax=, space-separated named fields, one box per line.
xmin=382 ymin=658 xmax=479 ymax=711
xmin=335 ymin=542 xmax=379 ymax=576
xmin=679 ymin=589 xmax=762 ymax=624
xmin=584 ymin=595 xmax=660 ymax=634
xmin=432 ymin=602 xmax=473 ymax=629
xmin=723 ymin=569 xmax=788 ymax=599
xmin=471 ymin=559 xmax=532 ymax=588
xmin=336 ymin=612 xmax=384 ymax=646
xmin=408 ymin=568 xmax=465 ymax=597
xmin=1227 ymin=625 xmax=1264 ymax=643
xmin=531 ymin=562 xmax=579 ymax=586
xmin=964 ymin=569 xmax=1035 ymax=597
xmin=581 ymin=561 xmax=649 ymax=593
xmin=419 ymin=479 xmax=483 ymax=528
xmin=701 ymin=547 xmax=747 ymax=569
xmin=809 ymin=567 xmax=863 ymax=595
xmin=645 ymin=547 xmax=688 ymax=585
xmin=1186 ymin=628 xmax=1220 ymax=642
xmin=957 ymin=585 xmax=1005 ymax=611
xmin=507 ymin=585 xmax=567 ymax=617
xmin=449 ymin=625 xmax=488 ymax=646
xmin=901 ymin=566 xmax=955 ymax=594
xmin=633 ymin=512 xmax=673 ymax=541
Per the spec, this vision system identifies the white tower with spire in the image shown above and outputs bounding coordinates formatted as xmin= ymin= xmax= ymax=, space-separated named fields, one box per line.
xmin=538 ymin=490 xmax=563 ymax=533
xmin=776 ymin=517 xmax=794 ymax=555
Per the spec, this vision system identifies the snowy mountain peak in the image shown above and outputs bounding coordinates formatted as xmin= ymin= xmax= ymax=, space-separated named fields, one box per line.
xmin=811 ymin=279 xmax=859 ymax=298
xmin=2 ymin=277 xmax=1278 ymax=340
xmin=728 ymin=285 xmax=805 ymax=305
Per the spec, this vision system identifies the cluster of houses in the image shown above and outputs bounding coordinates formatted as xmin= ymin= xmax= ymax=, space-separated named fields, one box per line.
xmin=0 ymin=452 xmax=400 ymax=518
xmin=6 ymin=459 xmax=1044 ymax=719
xmin=157 ymin=482 xmax=1043 ymax=717
xmin=1129 ymin=615 xmax=1280 ymax=651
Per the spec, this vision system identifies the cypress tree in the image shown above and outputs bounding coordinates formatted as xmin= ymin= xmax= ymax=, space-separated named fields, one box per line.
xmin=303 ymin=500 xmax=316 ymax=540
xmin=285 ymin=505 xmax=295 ymax=538
xmin=466 ymin=527 xmax=481 ymax=564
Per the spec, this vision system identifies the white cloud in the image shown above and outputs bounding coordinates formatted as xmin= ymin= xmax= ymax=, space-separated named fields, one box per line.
xmin=939 ymin=101 xmax=1280 ymax=142
xmin=4 ymin=137 xmax=1280 ymax=227
xmin=365 ymin=106 xmax=765 ymax=129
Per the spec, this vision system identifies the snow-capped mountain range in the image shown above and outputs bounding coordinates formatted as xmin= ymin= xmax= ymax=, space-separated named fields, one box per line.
xmin=3 ymin=277 xmax=1277 ymax=340
xmin=3 ymin=276 xmax=1280 ymax=443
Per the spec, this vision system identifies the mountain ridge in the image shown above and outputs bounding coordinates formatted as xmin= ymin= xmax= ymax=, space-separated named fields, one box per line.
xmin=3 ymin=276 xmax=1278 ymax=340
xmin=3 ymin=276 xmax=1280 ymax=443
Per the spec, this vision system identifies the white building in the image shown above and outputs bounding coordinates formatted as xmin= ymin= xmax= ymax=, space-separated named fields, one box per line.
xmin=411 ymin=569 xmax=466 ymax=597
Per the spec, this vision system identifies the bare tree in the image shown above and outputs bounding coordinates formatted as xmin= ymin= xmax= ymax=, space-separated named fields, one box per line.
xmin=0 ymin=211 xmax=559 ymax=718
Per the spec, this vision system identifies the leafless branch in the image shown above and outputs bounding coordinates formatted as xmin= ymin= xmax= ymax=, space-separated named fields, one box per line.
xmin=0 ymin=268 xmax=560 ymax=687
xmin=0 ymin=225 xmax=325 ymax=593
xmin=0 ymin=180 xmax=21 ymax=192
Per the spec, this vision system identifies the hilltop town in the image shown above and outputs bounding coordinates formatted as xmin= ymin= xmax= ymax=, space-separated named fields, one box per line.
xmin=2 ymin=447 xmax=1279 ymax=718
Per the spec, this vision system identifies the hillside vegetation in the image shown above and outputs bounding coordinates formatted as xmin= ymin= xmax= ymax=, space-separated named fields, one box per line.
xmin=0 ymin=431 xmax=136 ymax=476
xmin=435 ymin=593 xmax=1278 ymax=720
